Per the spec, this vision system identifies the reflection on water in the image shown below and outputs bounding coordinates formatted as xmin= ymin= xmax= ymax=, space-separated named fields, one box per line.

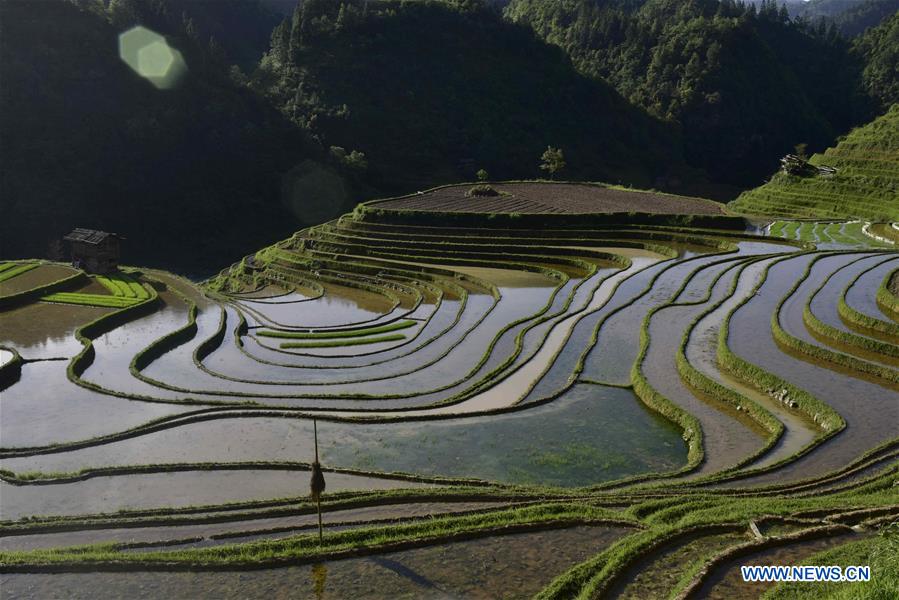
xmin=0 ymin=525 xmax=632 ymax=599
xmin=242 ymin=282 xmax=397 ymax=329
xmin=2 ymin=385 xmax=685 ymax=488
xmin=0 ymin=302 xmax=110 ymax=359
xmin=727 ymin=254 xmax=899 ymax=485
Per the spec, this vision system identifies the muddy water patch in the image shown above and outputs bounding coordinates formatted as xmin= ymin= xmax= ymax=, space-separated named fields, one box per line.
xmin=0 ymin=264 xmax=76 ymax=296
xmin=0 ymin=525 xmax=631 ymax=600
xmin=609 ymin=530 xmax=748 ymax=599
xmin=0 ymin=302 xmax=111 ymax=359
xmin=696 ymin=532 xmax=859 ymax=599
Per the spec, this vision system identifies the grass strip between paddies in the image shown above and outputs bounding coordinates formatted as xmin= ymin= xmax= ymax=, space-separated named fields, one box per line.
xmin=258 ymin=319 xmax=416 ymax=339
xmin=280 ymin=333 xmax=406 ymax=348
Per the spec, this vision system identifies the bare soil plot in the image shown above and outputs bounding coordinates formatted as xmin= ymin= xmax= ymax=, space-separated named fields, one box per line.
xmin=0 ymin=264 xmax=76 ymax=296
xmin=373 ymin=182 xmax=726 ymax=215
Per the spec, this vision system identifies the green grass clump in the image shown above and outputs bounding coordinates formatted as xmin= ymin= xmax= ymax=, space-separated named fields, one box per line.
xmin=876 ymin=268 xmax=899 ymax=318
xmin=782 ymin=221 xmax=801 ymax=240
xmin=280 ymin=333 xmax=406 ymax=348
xmin=95 ymin=273 xmax=149 ymax=299
xmin=41 ymin=273 xmax=149 ymax=307
xmin=40 ymin=292 xmax=141 ymax=308
xmin=764 ymin=524 xmax=899 ymax=599
xmin=259 ymin=320 xmax=416 ymax=340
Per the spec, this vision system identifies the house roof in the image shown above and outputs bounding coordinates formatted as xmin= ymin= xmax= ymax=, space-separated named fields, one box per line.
xmin=63 ymin=228 xmax=122 ymax=245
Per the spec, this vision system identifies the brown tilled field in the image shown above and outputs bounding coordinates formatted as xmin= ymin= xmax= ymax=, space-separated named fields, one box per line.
xmin=372 ymin=182 xmax=726 ymax=215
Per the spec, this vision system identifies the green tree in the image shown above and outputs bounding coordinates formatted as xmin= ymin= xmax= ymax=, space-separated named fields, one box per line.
xmin=476 ymin=168 xmax=488 ymax=182
xmin=539 ymin=146 xmax=565 ymax=179
xmin=269 ymin=18 xmax=291 ymax=66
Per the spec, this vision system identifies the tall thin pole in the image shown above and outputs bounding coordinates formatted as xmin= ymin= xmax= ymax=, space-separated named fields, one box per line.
xmin=314 ymin=419 xmax=323 ymax=544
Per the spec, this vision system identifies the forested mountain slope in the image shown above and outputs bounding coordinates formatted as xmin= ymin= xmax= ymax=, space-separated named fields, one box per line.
xmin=505 ymin=0 xmax=875 ymax=186
xmin=729 ymin=104 xmax=899 ymax=221
xmin=0 ymin=0 xmax=324 ymax=275
xmin=853 ymin=10 xmax=899 ymax=108
xmin=251 ymin=0 xmax=695 ymax=192
xmin=794 ymin=0 xmax=899 ymax=37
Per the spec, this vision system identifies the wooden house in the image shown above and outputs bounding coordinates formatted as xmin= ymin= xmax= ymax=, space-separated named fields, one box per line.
xmin=63 ymin=228 xmax=123 ymax=274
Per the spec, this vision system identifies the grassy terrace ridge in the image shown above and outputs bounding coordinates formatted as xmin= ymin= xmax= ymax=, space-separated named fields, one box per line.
xmin=773 ymin=253 xmax=899 ymax=387
xmin=0 ymin=262 xmax=38 ymax=282
xmin=279 ymin=334 xmax=407 ymax=349
xmin=877 ymin=266 xmax=899 ymax=318
xmin=765 ymin=219 xmax=895 ymax=248
xmin=257 ymin=320 xmax=417 ymax=339
xmin=730 ymin=104 xmax=899 ymax=221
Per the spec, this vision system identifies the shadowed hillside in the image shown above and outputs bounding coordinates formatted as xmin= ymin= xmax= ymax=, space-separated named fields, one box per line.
xmin=250 ymin=0 xmax=698 ymax=193
xmin=505 ymin=0 xmax=876 ymax=186
xmin=0 ymin=0 xmax=323 ymax=275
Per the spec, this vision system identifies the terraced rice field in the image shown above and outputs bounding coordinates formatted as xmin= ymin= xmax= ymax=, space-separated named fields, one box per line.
xmin=765 ymin=219 xmax=896 ymax=248
xmin=1 ymin=184 xmax=897 ymax=598
xmin=730 ymin=104 xmax=899 ymax=222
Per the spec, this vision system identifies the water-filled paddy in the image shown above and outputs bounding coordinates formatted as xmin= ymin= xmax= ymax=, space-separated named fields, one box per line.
xmin=0 ymin=525 xmax=631 ymax=599
xmin=723 ymin=254 xmax=899 ymax=485
xmin=695 ymin=532 xmax=859 ymax=599
xmin=238 ymin=281 xmax=398 ymax=329
xmin=0 ymin=470 xmax=432 ymax=520
xmin=643 ymin=262 xmax=769 ymax=475
xmin=843 ymin=255 xmax=899 ymax=333
xmin=683 ymin=258 xmax=820 ymax=471
xmin=0 ymin=360 xmax=192 ymax=448
xmin=1 ymin=384 xmax=685 ymax=488
xmin=0 ymin=302 xmax=110 ymax=359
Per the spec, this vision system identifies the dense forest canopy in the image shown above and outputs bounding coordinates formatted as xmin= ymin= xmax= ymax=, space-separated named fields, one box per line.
xmin=0 ymin=0 xmax=321 ymax=275
xmin=504 ymin=0 xmax=893 ymax=186
xmin=249 ymin=0 xmax=695 ymax=193
xmin=790 ymin=0 xmax=899 ymax=37
xmin=2 ymin=0 xmax=898 ymax=273
xmin=853 ymin=10 xmax=899 ymax=107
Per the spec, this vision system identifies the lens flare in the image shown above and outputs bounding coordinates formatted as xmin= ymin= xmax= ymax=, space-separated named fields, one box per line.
xmin=118 ymin=26 xmax=187 ymax=89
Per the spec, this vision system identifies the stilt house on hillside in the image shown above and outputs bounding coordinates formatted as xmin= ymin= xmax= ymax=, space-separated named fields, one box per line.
xmin=63 ymin=228 xmax=123 ymax=274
